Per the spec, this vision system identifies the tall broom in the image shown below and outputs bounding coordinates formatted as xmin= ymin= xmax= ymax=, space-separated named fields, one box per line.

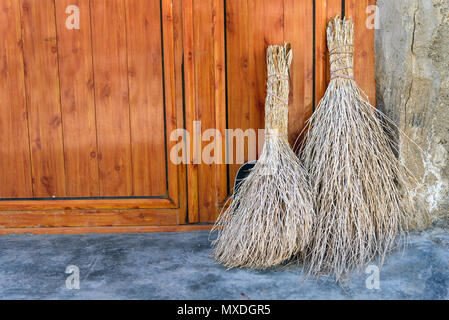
xmin=212 ymin=44 xmax=314 ymax=269
xmin=301 ymin=16 xmax=413 ymax=281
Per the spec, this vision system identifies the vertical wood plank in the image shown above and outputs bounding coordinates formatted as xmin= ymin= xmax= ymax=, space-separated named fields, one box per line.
xmin=182 ymin=0 xmax=199 ymax=222
xmin=0 ymin=0 xmax=33 ymax=198
xmin=172 ymin=0 xmax=188 ymax=222
xmin=161 ymin=0 xmax=181 ymax=211
xmin=90 ymin=0 xmax=132 ymax=196
xmin=346 ymin=0 xmax=376 ymax=106
xmin=55 ymin=0 xmax=99 ymax=197
xmin=315 ymin=0 xmax=342 ymax=106
xmin=248 ymin=0 xmax=284 ymax=155
xmin=284 ymin=0 xmax=314 ymax=144
xmin=125 ymin=0 xmax=167 ymax=196
xmin=226 ymin=0 xmax=250 ymax=189
xmin=20 ymin=0 xmax=66 ymax=197
xmin=213 ymin=0 xmax=228 ymax=205
xmin=193 ymin=0 xmax=217 ymax=222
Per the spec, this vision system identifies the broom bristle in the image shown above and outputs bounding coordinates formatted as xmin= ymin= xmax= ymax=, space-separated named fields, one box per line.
xmin=300 ymin=16 xmax=416 ymax=281
xmin=212 ymin=44 xmax=314 ymax=269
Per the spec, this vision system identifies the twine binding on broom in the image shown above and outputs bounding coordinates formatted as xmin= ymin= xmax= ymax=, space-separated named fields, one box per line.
xmin=211 ymin=43 xmax=314 ymax=269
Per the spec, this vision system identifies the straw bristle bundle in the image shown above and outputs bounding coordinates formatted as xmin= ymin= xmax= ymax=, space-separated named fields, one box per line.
xmin=212 ymin=44 xmax=314 ymax=269
xmin=300 ymin=16 xmax=415 ymax=281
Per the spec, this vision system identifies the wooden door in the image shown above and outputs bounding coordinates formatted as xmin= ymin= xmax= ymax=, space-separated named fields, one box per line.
xmin=0 ymin=0 xmax=189 ymax=231
xmin=0 ymin=0 xmax=375 ymax=233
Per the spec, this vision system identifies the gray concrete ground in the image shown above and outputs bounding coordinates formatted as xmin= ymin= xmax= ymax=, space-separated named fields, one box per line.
xmin=0 ymin=228 xmax=448 ymax=300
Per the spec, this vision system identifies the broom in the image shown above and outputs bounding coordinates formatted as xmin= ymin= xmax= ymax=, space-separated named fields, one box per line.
xmin=212 ymin=44 xmax=314 ymax=269
xmin=300 ymin=16 xmax=413 ymax=281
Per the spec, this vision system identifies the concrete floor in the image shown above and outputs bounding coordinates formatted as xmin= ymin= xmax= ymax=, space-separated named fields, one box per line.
xmin=0 ymin=228 xmax=448 ymax=300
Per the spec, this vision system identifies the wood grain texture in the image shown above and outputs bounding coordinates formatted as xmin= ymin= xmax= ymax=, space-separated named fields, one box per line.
xmin=172 ymin=0 xmax=188 ymax=223
xmin=213 ymin=0 xmax=228 ymax=205
xmin=0 ymin=198 xmax=176 ymax=211
xmin=248 ymin=0 xmax=285 ymax=156
xmin=226 ymin=0 xmax=250 ymax=190
xmin=55 ymin=0 xmax=99 ymax=197
xmin=182 ymin=0 xmax=199 ymax=222
xmin=315 ymin=0 xmax=342 ymax=106
xmin=20 ymin=0 xmax=66 ymax=197
xmin=161 ymin=0 xmax=182 ymax=210
xmin=90 ymin=0 xmax=133 ymax=196
xmin=0 ymin=0 xmax=33 ymax=198
xmin=193 ymin=0 xmax=218 ymax=222
xmin=284 ymin=0 xmax=314 ymax=144
xmin=346 ymin=0 xmax=376 ymax=106
xmin=0 ymin=208 xmax=178 ymax=228
xmin=125 ymin=0 xmax=167 ymax=196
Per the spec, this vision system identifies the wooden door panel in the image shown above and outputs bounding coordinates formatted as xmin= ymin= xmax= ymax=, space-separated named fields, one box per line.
xmin=181 ymin=0 xmax=199 ymax=222
xmin=226 ymin=0 xmax=250 ymax=192
xmin=213 ymin=0 xmax=228 ymax=208
xmin=0 ymin=208 xmax=179 ymax=228
xmin=284 ymin=0 xmax=314 ymax=144
xmin=182 ymin=0 xmax=228 ymax=223
xmin=55 ymin=0 xmax=99 ymax=197
xmin=247 ymin=0 xmax=285 ymax=155
xmin=193 ymin=0 xmax=218 ymax=222
xmin=0 ymin=0 xmax=184 ymax=217
xmin=125 ymin=0 xmax=167 ymax=196
xmin=161 ymin=0 xmax=183 ymax=209
xmin=21 ymin=0 xmax=67 ymax=197
xmin=90 ymin=0 xmax=133 ymax=197
xmin=0 ymin=0 xmax=33 ymax=198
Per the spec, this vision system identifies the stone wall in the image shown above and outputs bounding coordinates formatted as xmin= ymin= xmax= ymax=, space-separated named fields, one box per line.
xmin=375 ymin=0 xmax=448 ymax=227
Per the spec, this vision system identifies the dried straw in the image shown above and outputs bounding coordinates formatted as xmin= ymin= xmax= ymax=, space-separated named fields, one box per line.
xmin=212 ymin=44 xmax=314 ymax=269
xmin=300 ymin=16 xmax=415 ymax=282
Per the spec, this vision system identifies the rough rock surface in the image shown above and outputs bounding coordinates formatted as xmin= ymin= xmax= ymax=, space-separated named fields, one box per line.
xmin=376 ymin=0 xmax=449 ymax=227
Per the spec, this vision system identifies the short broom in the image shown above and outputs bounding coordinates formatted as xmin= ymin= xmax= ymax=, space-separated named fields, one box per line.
xmin=300 ymin=16 xmax=414 ymax=281
xmin=212 ymin=44 xmax=314 ymax=269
